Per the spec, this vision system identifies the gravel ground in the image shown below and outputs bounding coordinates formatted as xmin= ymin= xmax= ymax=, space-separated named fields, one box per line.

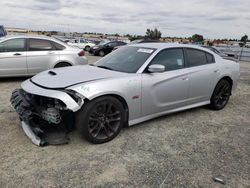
xmin=0 ymin=56 xmax=249 ymax=188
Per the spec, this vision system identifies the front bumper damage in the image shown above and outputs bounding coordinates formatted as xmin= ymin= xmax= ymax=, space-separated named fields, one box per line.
xmin=10 ymin=80 xmax=84 ymax=146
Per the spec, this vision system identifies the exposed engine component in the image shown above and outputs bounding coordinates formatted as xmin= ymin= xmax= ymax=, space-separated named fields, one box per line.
xmin=41 ymin=108 xmax=61 ymax=124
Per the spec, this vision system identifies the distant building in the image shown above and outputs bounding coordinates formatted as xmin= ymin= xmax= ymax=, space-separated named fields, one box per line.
xmin=5 ymin=27 xmax=30 ymax=35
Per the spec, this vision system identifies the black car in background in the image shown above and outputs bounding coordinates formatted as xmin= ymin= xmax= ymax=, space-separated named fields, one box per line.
xmin=89 ymin=41 xmax=127 ymax=56
xmin=129 ymin=39 xmax=160 ymax=44
xmin=113 ymin=38 xmax=160 ymax=51
xmin=0 ymin=25 xmax=7 ymax=37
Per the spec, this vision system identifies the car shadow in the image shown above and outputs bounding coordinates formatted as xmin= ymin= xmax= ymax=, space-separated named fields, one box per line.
xmin=0 ymin=77 xmax=30 ymax=83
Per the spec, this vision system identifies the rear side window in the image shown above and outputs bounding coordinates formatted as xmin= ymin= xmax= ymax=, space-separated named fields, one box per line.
xmin=150 ymin=48 xmax=185 ymax=71
xmin=29 ymin=39 xmax=53 ymax=51
xmin=52 ymin=41 xmax=65 ymax=50
xmin=186 ymin=49 xmax=207 ymax=67
xmin=206 ymin=53 xmax=215 ymax=63
xmin=0 ymin=38 xmax=26 ymax=52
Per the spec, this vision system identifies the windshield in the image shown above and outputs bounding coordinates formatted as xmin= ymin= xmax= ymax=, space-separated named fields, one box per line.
xmin=95 ymin=46 xmax=155 ymax=73
xmin=99 ymin=40 xmax=110 ymax=45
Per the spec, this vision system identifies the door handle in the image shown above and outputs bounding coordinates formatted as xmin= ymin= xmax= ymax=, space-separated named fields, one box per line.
xmin=214 ymin=69 xmax=219 ymax=73
xmin=47 ymin=51 xmax=55 ymax=54
xmin=13 ymin=53 xmax=22 ymax=56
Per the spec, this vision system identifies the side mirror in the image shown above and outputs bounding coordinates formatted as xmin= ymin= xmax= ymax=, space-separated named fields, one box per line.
xmin=148 ymin=64 xmax=165 ymax=73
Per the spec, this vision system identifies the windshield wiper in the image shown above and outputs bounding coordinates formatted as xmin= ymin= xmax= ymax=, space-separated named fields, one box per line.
xmin=96 ymin=65 xmax=113 ymax=70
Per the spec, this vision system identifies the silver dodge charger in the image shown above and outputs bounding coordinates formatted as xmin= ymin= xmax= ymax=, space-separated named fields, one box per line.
xmin=11 ymin=43 xmax=240 ymax=146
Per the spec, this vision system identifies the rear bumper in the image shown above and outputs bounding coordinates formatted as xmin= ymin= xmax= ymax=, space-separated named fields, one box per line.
xmin=89 ymin=48 xmax=97 ymax=55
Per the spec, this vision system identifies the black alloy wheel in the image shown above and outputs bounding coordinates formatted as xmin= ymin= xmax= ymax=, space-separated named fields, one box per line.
xmin=76 ymin=96 xmax=125 ymax=144
xmin=210 ymin=79 xmax=232 ymax=110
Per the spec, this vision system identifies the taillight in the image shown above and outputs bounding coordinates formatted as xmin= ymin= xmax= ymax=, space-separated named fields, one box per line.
xmin=78 ymin=50 xmax=85 ymax=56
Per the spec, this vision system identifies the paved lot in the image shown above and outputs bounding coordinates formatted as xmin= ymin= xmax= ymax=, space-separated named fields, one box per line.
xmin=0 ymin=57 xmax=249 ymax=187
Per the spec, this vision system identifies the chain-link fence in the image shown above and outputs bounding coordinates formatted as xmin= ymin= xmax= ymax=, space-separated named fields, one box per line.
xmin=216 ymin=47 xmax=250 ymax=62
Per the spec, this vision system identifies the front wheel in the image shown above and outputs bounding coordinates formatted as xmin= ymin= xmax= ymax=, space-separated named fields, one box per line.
xmin=76 ymin=96 xmax=125 ymax=144
xmin=210 ymin=79 xmax=232 ymax=110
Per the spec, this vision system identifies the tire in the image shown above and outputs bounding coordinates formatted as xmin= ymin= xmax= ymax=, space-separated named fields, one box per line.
xmin=99 ymin=50 xmax=105 ymax=57
xmin=210 ymin=79 xmax=232 ymax=110
xmin=76 ymin=96 xmax=125 ymax=144
xmin=54 ymin=62 xmax=71 ymax=68
xmin=84 ymin=46 xmax=90 ymax=51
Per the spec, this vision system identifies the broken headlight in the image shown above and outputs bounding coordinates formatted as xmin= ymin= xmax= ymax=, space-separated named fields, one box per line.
xmin=65 ymin=90 xmax=84 ymax=105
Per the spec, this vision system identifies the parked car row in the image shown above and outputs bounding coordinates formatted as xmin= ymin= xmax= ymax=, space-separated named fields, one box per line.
xmin=0 ymin=35 xmax=87 ymax=77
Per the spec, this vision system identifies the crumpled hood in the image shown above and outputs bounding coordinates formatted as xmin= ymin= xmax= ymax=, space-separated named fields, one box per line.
xmin=31 ymin=65 xmax=125 ymax=89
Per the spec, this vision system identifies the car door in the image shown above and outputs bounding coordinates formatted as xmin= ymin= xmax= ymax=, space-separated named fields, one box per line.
xmin=184 ymin=48 xmax=219 ymax=104
xmin=105 ymin=42 xmax=116 ymax=54
xmin=26 ymin=38 xmax=60 ymax=74
xmin=0 ymin=38 xmax=27 ymax=76
xmin=79 ymin=39 xmax=86 ymax=49
xmin=142 ymin=48 xmax=190 ymax=116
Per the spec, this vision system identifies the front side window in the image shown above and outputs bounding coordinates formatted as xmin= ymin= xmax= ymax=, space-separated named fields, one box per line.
xmin=150 ymin=48 xmax=185 ymax=71
xmin=80 ymin=39 xmax=86 ymax=43
xmin=186 ymin=48 xmax=207 ymax=67
xmin=29 ymin=39 xmax=53 ymax=51
xmin=95 ymin=46 xmax=155 ymax=73
xmin=0 ymin=38 xmax=26 ymax=52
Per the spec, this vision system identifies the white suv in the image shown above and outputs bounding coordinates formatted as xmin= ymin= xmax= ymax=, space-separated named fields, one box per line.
xmin=67 ymin=38 xmax=96 ymax=51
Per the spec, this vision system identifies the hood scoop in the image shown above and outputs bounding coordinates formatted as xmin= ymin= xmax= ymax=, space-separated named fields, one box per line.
xmin=48 ymin=70 xmax=57 ymax=76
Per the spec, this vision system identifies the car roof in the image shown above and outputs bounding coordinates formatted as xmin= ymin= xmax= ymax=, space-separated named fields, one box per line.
xmin=0 ymin=35 xmax=70 ymax=47
xmin=130 ymin=43 xmax=215 ymax=53
xmin=0 ymin=35 xmax=55 ymax=40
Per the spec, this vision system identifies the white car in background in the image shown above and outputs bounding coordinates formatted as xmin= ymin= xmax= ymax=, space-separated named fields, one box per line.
xmin=67 ymin=38 xmax=96 ymax=51
xmin=0 ymin=35 xmax=88 ymax=77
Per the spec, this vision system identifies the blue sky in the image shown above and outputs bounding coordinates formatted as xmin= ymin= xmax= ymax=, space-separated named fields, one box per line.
xmin=0 ymin=0 xmax=249 ymax=39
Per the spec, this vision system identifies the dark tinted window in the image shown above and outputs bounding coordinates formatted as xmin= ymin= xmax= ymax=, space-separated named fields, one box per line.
xmin=186 ymin=49 xmax=207 ymax=67
xmin=0 ymin=38 xmax=26 ymax=52
xmin=29 ymin=39 xmax=53 ymax=51
xmin=107 ymin=42 xmax=117 ymax=47
xmin=117 ymin=41 xmax=126 ymax=45
xmin=206 ymin=53 xmax=214 ymax=63
xmin=150 ymin=48 xmax=185 ymax=71
xmin=52 ymin=41 xmax=65 ymax=50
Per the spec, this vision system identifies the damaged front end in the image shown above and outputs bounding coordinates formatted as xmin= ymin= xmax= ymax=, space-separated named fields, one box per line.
xmin=10 ymin=89 xmax=77 ymax=146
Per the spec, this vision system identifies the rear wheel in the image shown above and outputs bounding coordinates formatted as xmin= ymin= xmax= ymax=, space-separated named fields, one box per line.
xmin=210 ymin=79 xmax=232 ymax=110
xmin=54 ymin=62 xmax=71 ymax=68
xmin=84 ymin=46 xmax=90 ymax=51
xmin=76 ymin=96 xmax=125 ymax=144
